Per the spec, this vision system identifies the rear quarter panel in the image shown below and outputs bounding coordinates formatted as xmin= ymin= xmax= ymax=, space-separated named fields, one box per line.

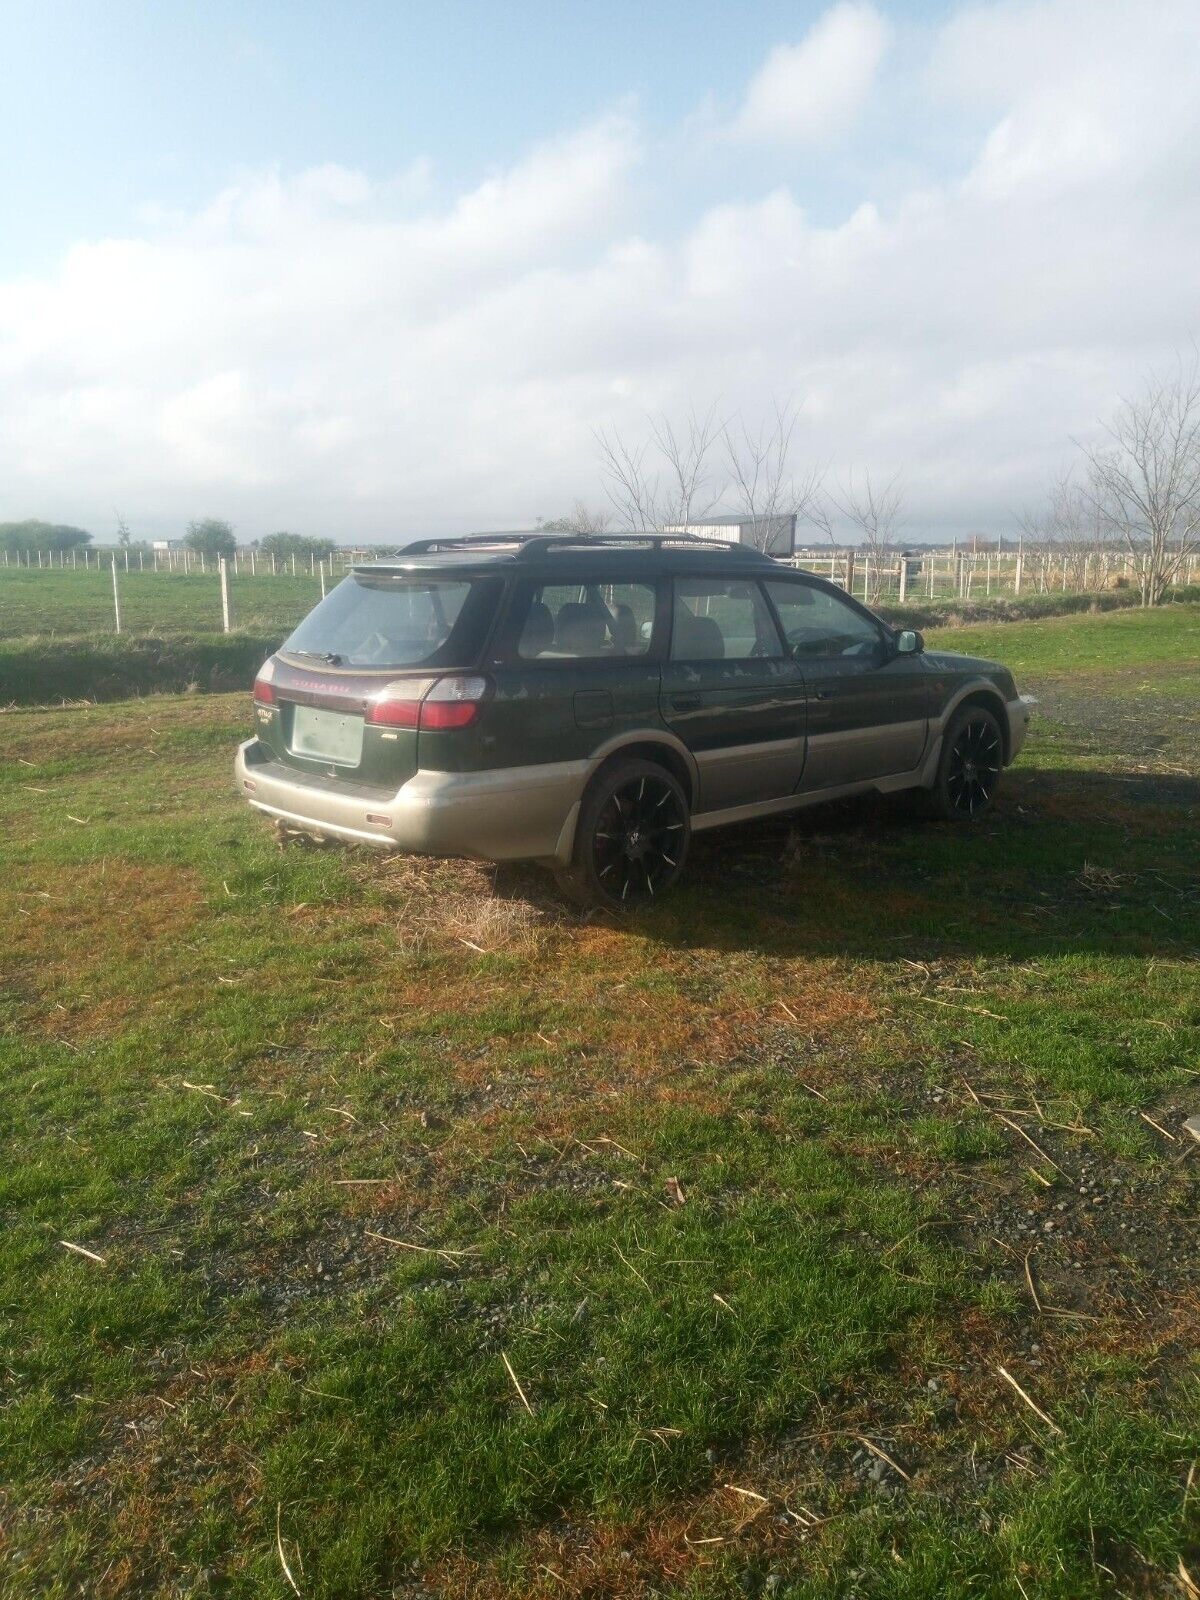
xmin=420 ymin=660 xmax=666 ymax=773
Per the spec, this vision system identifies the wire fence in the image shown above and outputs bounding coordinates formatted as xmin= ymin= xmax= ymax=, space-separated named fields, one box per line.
xmin=1 ymin=544 xmax=361 ymax=578
xmin=4 ymin=542 xmax=1198 ymax=638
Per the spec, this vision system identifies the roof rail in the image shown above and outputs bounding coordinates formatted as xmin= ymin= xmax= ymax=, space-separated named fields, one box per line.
xmin=513 ymin=532 xmax=757 ymax=559
xmin=375 ymin=531 xmax=768 ymax=561
xmin=387 ymin=533 xmax=536 ymax=556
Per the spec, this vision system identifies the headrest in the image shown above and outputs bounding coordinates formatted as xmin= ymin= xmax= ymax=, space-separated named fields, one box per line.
xmin=521 ymin=599 xmax=555 ymax=656
xmin=556 ymin=602 xmax=606 ymax=656
xmin=673 ymin=610 xmax=725 ymax=660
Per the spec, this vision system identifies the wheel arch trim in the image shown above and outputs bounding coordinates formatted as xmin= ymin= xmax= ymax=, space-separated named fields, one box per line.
xmin=554 ymin=730 xmax=699 ymax=863
xmin=920 ymin=678 xmax=1013 ymax=784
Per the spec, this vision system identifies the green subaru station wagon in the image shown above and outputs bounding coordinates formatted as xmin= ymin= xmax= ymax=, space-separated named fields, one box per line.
xmin=235 ymin=533 xmax=1033 ymax=905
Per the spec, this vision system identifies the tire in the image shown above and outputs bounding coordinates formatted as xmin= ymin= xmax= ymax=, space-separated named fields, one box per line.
xmin=556 ymin=757 xmax=691 ymax=909
xmin=925 ymin=704 xmax=1004 ymax=821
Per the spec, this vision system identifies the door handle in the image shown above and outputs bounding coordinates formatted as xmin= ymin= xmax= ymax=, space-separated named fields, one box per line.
xmin=813 ymin=687 xmax=836 ymax=701
xmin=671 ymin=694 xmax=702 ymax=711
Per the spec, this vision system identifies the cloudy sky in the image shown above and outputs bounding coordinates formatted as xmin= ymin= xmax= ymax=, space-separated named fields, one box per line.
xmin=3 ymin=0 xmax=1199 ymax=543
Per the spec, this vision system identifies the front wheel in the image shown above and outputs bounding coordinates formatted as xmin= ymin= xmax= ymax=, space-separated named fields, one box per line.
xmin=927 ymin=705 xmax=1004 ymax=821
xmin=556 ymin=758 xmax=691 ymax=909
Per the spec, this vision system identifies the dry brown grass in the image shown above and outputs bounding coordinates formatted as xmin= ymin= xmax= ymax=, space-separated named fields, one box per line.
xmin=348 ymin=850 xmax=563 ymax=954
xmin=3 ymin=860 xmax=206 ymax=1040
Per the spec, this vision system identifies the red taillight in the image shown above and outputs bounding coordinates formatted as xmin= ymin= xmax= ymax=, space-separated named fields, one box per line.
xmin=366 ymin=675 xmax=487 ymax=731
xmin=419 ymin=698 xmax=480 ymax=730
xmin=366 ymin=697 xmax=420 ymax=728
xmin=253 ymin=665 xmax=276 ymax=705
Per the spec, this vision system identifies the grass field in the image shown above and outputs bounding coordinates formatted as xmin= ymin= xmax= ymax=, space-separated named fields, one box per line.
xmin=0 ymin=566 xmax=322 ymax=641
xmin=1 ymin=607 xmax=1197 ymax=1598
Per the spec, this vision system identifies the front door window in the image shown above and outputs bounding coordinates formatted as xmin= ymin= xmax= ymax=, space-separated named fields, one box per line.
xmin=671 ymin=578 xmax=782 ymax=660
xmin=764 ymin=580 xmax=884 ymax=661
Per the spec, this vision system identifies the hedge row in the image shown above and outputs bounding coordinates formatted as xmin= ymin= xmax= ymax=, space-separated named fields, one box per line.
xmin=0 ymin=632 xmax=283 ymax=707
xmin=875 ymin=584 xmax=1200 ymax=631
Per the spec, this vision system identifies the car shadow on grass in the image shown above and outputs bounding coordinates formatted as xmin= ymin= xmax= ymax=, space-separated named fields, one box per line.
xmin=592 ymin=765 xmax=1200 ymax=964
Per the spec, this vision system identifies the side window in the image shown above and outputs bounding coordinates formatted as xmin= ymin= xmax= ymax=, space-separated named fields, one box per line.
xmin=515 ymin=580 xmax=657 ymax=660
xmin=764 ymin=579 xmax=884 ymax=660
xmin=671 ymin=579 xmax=782 ymax=661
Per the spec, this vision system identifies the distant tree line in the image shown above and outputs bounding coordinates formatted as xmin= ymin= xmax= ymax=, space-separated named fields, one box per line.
xmin=0 ymin=518 xmax=340 ymax=561
xmin=180 ymin=522 xmax=335 ymax=561
xmin=0 ymin=520 xmax=93 ymax=555
xmin=257 ymin=531 xmax=336 ymax=560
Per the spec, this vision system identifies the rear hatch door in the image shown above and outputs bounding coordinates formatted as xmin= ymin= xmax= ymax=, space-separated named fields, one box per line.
xmin=257 ymin=569 xmax=502 ymax=791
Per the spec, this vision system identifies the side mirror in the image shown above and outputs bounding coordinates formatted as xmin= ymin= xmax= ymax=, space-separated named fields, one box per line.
xmin=896 ymin=629 xmax=924 ymax=655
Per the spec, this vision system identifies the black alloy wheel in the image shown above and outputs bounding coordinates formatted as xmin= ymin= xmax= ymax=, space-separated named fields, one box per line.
xmin=558 ymin=757 xmax=691 ymax=908
xmin=933 ymin=706 xmax=1004 ymax=820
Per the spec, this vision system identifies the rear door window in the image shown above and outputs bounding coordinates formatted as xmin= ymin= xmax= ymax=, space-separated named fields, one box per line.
xmin=515 ymin=580 xmax=658 ymax=659
xmin=281 ymin=574 xmax=500 ymax=669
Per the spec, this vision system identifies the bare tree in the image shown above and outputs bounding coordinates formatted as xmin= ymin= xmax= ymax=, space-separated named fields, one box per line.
xmin=537 ymin=501 xmax=611 ymax=534
xmin=595 ymin=406 xmax=724 ymax=531
xmin=831 ymin=471 xmax=905 ymax=603
xmin=1015 ymin=471 xmax=1106 ymax=593
xmin=1081 ymin=355 xmax=1200 ymax=606
xmin=1045 ymin=471 xmax=1106 ymax=590
xmin=1013 ymin=502 xmax=1052 ymax=592
xmin=722 ymin=397 xmax=827 ymax=552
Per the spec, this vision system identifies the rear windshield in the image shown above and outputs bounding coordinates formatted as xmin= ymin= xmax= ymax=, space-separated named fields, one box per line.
xmin=281 ymin=573 xmax=499 ymax=669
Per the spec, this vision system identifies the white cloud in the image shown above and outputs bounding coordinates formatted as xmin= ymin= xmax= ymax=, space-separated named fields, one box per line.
xmin=730 ymin=3 xmax=890 ymax=145
xmin=2 ymin=0 xmax=1200 ymax=540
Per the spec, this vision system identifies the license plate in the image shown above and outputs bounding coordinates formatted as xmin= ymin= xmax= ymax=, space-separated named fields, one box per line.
xmin=290 ymin=704 xmax=364 ymax=766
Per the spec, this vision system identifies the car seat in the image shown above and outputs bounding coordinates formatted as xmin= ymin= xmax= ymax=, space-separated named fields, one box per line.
xmin=555 ymin=602 xmax=607 ymax=656
xmin=521 ymin=599 xmax=555 ymax=656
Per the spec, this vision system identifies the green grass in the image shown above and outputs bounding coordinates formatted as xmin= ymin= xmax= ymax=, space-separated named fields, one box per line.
xmin=927 ymin=601 xmax=1200 ymax=677
xmin=1 ymin=606 xmax=1198 ymax=1598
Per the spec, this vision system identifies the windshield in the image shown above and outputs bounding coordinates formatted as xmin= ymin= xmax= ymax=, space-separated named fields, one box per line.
xmin=281 ymin=574 xmax=495 ymax=669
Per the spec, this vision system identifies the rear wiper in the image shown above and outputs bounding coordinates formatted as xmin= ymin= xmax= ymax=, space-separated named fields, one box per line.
xmin=286 ymin=649 xmax=343 ymax=665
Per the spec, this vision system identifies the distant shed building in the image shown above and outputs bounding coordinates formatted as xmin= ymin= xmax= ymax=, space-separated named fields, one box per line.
xmin=661 ymin=514 xmax=796 ymax=556
xmin=151 ymin=539 xmax=185 ymax=552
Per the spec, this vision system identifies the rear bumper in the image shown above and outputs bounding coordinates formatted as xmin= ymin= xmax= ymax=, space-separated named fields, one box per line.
xmin=234 ymin=739 xmax=585 ymax=861
xmin=1007 ymin=694 xmax=1036 ymax=762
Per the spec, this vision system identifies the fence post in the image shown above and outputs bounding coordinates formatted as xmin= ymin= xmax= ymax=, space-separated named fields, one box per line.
xmin=111 ymin=555 xmax=122 ymax=634
xmin=844 ymin=550 xmax=855 ymax=594
xmin=219 ymin=556 xmax=232 ymax=633
xmin=319 ymin=561 xmax=327 ymax=599
xmin=898 ymin=555 xmax=908 ymax=602
xmin=1014 ymin=545 xmax=1024 ymax=596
